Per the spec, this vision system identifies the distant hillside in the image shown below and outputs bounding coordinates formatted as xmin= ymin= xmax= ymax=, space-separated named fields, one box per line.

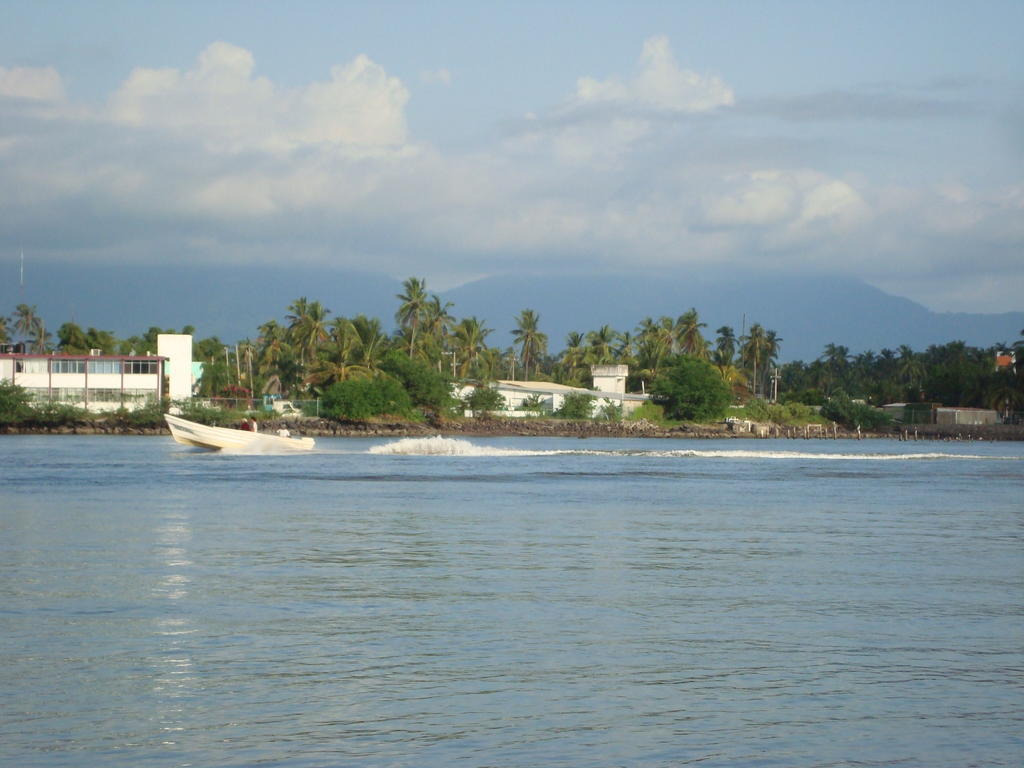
xmin=1 ymin=261 xmax=404 ymax=345
xmin=442 ymin=272 xmax=1023 ymax=362
xmin=2 ymin=260 xmax=1020 ymax=362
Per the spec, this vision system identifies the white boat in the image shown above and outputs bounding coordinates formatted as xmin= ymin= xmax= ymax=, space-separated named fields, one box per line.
xmin=165 ymin=413 xmax=315 ymax=452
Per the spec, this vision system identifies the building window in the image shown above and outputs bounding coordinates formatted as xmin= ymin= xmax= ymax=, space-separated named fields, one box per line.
xmin=124 ymin=388 xmax=158 ymax=403
xmin=125 ymin=360 xmax=159 ymax=374
xmin=53 ymin=388 xmax=86 ymax=403
xmin=15 ymin=359 xmax=48 ymax=374
xmin=90 ymin=389 xmax=124 ymax=403
xmin=52 ymin=359 xmax=87 ymax=374
xmin=26 ymin=387 xmax=51 ymax=401
xmin=87 ymin=360 xmax=122 ymax=375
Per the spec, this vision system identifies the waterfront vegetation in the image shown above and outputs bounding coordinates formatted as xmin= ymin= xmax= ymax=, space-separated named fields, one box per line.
xmin=2 ymin=280 xmax=1023 ymax=432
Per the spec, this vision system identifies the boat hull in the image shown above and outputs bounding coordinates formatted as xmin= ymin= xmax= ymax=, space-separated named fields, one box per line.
xmin=165 ymin=414 xmax=315 ymax=452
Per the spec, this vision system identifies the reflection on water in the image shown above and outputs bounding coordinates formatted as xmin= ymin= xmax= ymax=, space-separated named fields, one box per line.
xmin=151 ymin=513 xmax=196 ymax=747
xmin=0 ymin=435 xmax=1021 ymax=767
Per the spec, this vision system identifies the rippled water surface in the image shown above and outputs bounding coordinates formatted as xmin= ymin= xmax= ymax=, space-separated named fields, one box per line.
xmin=2 ymin=435 xmax=1022 ymax=767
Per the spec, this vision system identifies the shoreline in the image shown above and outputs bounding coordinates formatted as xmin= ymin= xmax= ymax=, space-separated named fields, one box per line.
xmin=3 ymin=417 xmax=1022 ymax=441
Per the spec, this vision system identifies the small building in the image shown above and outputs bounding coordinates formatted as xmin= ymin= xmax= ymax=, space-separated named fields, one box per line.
xmin=935 ymin=407 xmax=998 ymax=426
xmin=0 ymin=334 xmax=195 ymax=413
xmin=457 ymin=365 xmax=650 ymax=418
xmin=0 ymin=351 xmax=167 ymax=412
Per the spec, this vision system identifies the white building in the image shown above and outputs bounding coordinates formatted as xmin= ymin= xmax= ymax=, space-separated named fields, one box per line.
xmin=0 ymin=334 xmax=195 ymax=413
xmin=457 ymin=364 xmax=650 ymax=418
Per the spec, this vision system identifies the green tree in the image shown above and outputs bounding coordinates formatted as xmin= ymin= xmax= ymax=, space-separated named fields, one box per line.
xmin=286 ymin=297 xmax=330 ymax=371
xmin=740 ymin=323 xmax=769 ymax=398
xmin=56 ymin=322 xmax=90 ymax=353
xmin=465 ymin=385 xmax=506 ymax=414
xmin=555 ymin=392 xmax=594 ymax=419
xmin=715 ymin=325 xmax=737 ymax=365
xmin=0 ymin=380 xmax=33 ymax=429
xmin=651 ymin=355 xmax=732 ymax=422
xmin=675 ymin=308 xmax=708 ymax=359
xmin=585 ymin=325 xmax=620 ymax=365
xmin=452 ymin=316 xmax=492 ymax=378
xmin=321 ymin=376 xmax=412 ymax=420
xmin=395 ymin=277 xmax=431 ymax=358
xmin=558 ymin=331 xmax=588 ymax=385
xmin=822 ymin=392 xmax=892 ymax=430
xmin=511 ymin=309 xmax=548 ymax=380
xmin=379 ymin=350 xmax=455 ymax=414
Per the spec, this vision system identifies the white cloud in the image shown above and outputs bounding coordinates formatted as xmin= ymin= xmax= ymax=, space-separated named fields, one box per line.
xmin=573 ymin=36 xmax=734 ymax=112
xmin=0 ymin=66 xmax=65 ymax=102
xmin=1 ymin=37 xmax=1019 ymax=313
xmin=509 ymin=36 xmax=735 ymax=166
xmin=702 ymin=169 xmax=870 ymax=255
xmin=108 ymin=42 xmax=410 ymax=154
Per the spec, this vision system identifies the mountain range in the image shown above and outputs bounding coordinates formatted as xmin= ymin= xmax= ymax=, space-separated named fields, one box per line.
xmin=3 ymin=260 xmax=1021 ymax=363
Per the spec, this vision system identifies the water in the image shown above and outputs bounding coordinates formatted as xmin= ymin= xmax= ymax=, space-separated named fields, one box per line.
xmin=1 ymin=434 xmax=1022 ymax=767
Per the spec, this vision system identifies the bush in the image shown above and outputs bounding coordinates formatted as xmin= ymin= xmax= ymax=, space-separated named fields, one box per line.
xmin=321 ymin=376 xmax=413 ymax=421
xmin=380 ymin=351 xmax=456 ymax=414
xmin=627 ymin=401 xmax=666 ymax=423
xmin=736 ymin=399 xmax=823 ymax=426
xmin=650 ymin=356 xmax=732 ymax=422
xmin=780 ymin=389 xmax=826 ymax=407
xmin=465 ymin=386 xmax=506 ymax=414
xmin=24 ymin=402 xmax=91 ymax=430
xmin=596 ymin=399 xmax=622 ymax=421
xmin=112 ymin=399 xmax=168 ymax=429
xmin=520 ymin=394 xmax=546 ymax=413
xmin=555 ymin=392 xmax=594 ymax=419
xmin=177 ymin=400 xmax=244 ymax=426
xmin=821 ymin=392 xmax=892 ymax=430
xmin=0 ymin=380 xmax=33 ymax=428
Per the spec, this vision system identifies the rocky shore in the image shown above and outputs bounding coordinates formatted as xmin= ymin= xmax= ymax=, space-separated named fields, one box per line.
xmin=5 ymin=416 xmax=1022 ymax=441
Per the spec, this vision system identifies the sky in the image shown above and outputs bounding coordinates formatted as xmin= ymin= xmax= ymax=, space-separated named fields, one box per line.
xmin=1 ymin=0 xmax=1022 ymax=313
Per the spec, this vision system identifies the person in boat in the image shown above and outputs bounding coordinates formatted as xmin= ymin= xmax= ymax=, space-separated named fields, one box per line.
xmin=239 ymin=418 xmax=252 ymax=431
xmin=277 ymin=427 xmax=291 ymax=438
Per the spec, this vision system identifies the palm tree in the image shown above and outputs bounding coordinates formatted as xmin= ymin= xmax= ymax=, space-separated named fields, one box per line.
xmin=257 ymin=320 xmax=298 ymax=395
xmin=740 ymin=323 xmax=768 ymax=397
xmin=476 ymin=347 xmax=504 ymax=383
xmin=29 ymin=320 xmax=50 ymax=353
xmin=715 ymin=326 xmax=737 ymax=366
xmin=616 ymin=331 xmax=637 ymax=368
xmin=0 ymin=314 xmax=9 ymax=344
xmin=635 ymin=317 xmax=673 ymax=374
xmin=13 ymin=304 xmax=42 ymax=345
xmin=986 ymin=374 xmax=1024 ymax=419
xmin=395 ymin=277 xmax=430 ymax=357
xmin=675 ymin=308 xmax=708 ymax=358
xmin=419 ymin=295 xmax=455 ymax=367
xmin=511 ymin=309 xmax=547 ymax=380
xmin=286 ymin=298 xmax=331 ymax=369
xmin=585 ymin=325 xmax=620 ymax=365
xmin=559 ymin=331 xmax=588 ymax=385
xmin=820 ymin=343 xmax=851 ymax=394
xmin=452 ymin=316 xmax=492 ymax=378
xmin=897 ymin=345 xmax=924 ymax=394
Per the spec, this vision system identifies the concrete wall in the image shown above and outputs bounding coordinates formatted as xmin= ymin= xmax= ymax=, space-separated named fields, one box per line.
xmin=591 ymin=365 xmax=628 ymax=395
xmin=935 ymin=408 xmax=998 ymax=426
xmin=158 ymin=334 xmax=194 ymax=400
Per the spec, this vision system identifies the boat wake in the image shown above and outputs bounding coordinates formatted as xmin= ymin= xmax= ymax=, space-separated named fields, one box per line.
xmin=368 ymin=436 xmax=1013 ymax=461
xmin=369 ymin=436 xmax=573 ymax=457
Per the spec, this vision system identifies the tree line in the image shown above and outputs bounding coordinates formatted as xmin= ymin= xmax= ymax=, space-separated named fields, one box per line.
xmin=2 ymin=279 xmax=1022 ymax=417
